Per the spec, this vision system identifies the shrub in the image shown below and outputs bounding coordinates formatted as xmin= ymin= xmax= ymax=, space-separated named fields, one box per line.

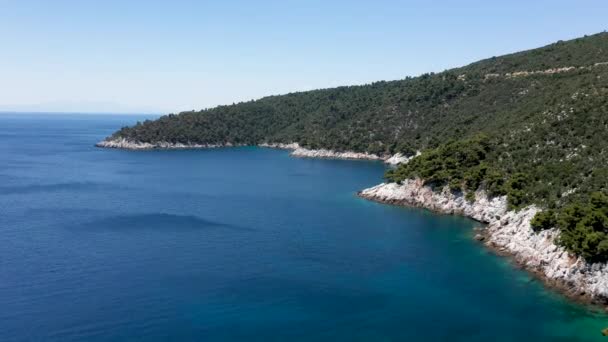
xmin=531 ymin=210 xmax=557 ymax=231
xmin=465 ymin=191 xmax=476 ymax=203
xmin=557 ymin=193 xmax=608 ymax=262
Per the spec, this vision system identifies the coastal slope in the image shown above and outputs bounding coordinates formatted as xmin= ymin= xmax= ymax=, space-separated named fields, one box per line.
xmin=98 ymin=33 xmax=608 ymax=157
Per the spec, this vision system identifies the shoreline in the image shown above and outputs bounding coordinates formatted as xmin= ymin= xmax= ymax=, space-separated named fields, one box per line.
xmin=479 ymin=228 xmax=608 ymax=309
xmin=259 ymin=142 xmax=385 ymax=161
xmin=358 ymin=180 xmax=608 ymax=308
xmin=95 ymin=138 xmax=243 ymax=150
xmin=98 ymin=139 xmax=412 ymax=164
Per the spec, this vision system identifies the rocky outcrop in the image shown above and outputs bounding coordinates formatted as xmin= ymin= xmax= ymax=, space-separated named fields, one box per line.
xmin=384 ymin=153 xmax=410 ymax=165
xmin=506 ymin=66 xmax=576 ymax=78
xmin=359 ymin=180 xmax=507 ymax=222
xmin=259 ymin=142 xmax=387 ymax=161
xmin=482 ymin=61 xmax=608 ymax=80
xmin=359 ymin=180 xmax=608 ymax=304
xmin=260 ymin=142 xmax=418 ymax=163
xmin=290 ymin=147 xmax=384 ymax=161
xmin=258 ymin=142 xmax=301 ymax=150
xmin=384 ymin=152 xmax=421 ymax=166
xmin=95 ymin=138 xmax=238 ymax=150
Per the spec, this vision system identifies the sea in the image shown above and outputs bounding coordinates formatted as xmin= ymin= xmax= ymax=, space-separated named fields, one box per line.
xmin=1 ymin=113 xmax=607 ymax=341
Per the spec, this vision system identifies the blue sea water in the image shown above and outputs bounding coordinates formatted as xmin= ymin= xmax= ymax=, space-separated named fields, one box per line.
xmin=1 ymin=113 xmax=607 ymax=341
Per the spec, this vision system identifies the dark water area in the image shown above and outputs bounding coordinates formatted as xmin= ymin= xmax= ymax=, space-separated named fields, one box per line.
xmin=1 ymin=113 xmax=606 ymax=341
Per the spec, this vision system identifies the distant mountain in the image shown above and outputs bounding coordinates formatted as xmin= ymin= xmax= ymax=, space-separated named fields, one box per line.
xmin=101 ymin=32 xmax=608 ymax=261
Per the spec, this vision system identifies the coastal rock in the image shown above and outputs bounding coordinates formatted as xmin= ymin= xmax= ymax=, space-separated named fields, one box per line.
xmin=259 ymin=142 xmax=385 ymax=161
xmin=359 ymin=180 xmax=608 ymax=303
xmin=384 ymin=151 xmax=421 ymax=165
xmin=101 ymin=139 xmax=403 ymax=163
xmin=95 ymin=137 xmax=236 ymax=150
xmin=258 ymin=142 xmax=301 ymax=150
xmin=359 ymin=180 xmax=507 ymax=222
xmin=290 ymin=147 xmax=384 ymax=161
xmin=384 ymin=153 xmax=410 ymax=165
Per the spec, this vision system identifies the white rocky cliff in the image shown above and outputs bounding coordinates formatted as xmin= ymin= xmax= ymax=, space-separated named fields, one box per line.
xmin=359 ymin=179 xmax=608 ymax=303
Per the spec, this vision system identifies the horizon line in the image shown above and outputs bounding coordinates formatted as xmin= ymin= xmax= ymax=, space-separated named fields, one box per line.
xmin=0 ymin=110 xmax=164 ymax=116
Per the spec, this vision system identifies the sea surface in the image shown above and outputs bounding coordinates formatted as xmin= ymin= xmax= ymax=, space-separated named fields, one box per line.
xmin=1 ymin=113 xmax=607 ymax=341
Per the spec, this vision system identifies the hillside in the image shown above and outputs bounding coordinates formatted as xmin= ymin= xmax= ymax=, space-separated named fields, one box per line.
xmin=101 ymin=32 xmax=608 ymax=261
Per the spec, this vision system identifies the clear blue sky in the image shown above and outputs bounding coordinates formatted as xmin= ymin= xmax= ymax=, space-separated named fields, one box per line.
xmin=1 ymin=0 xmax=606 ymax=114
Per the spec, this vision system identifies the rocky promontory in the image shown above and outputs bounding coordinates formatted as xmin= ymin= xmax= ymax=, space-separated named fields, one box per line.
xmin=359 ymin=180 xmax=608 ymax=305
xmin=95 ymin=138 xmax=241 ymax=150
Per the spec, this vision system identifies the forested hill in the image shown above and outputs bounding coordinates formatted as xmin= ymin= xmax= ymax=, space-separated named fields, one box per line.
xmin=105 ymin=32 xmax=608 ymax=261
xmin=108 ymin=32 xmax=608 ymax=155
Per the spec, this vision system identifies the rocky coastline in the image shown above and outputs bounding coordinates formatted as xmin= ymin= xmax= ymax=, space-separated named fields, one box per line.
xmin=98 ymin=139 xmax=414 ymax=164
xmin=384 ymin=152 xmax=421 ymax=166
xmin=290 ymin=146 xmax=384 ymax=161
xmin=358 ymin=180 xmax=608 ymax=306
xmin=259 ymin=142 xmax=384 ymax=161
xmin=95 ymin=137 xmax=241 ymax=150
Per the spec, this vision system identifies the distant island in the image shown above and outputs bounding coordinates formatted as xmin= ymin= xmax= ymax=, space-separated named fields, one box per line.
xmin=98 ymin=32 xmax=608 ymax=305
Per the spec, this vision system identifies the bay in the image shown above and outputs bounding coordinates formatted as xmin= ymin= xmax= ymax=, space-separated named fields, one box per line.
xmin=0 ymin=113 xmax=606 ymax=341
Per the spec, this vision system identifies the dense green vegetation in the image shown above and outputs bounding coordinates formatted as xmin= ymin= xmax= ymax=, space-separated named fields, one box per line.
xmin=531 ymin=193 xmax=608 ymax=263
xmin=107 ymin=32 xmax=608 ymax=262
xmin=384 ymin=135 xmax=530 ymax=209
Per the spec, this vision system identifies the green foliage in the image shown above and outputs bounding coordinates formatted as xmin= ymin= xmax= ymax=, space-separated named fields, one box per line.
xmin=449 ymin=179 xmax=462 ymax=192
xmin=385 ymin=134 xmax=492 ymax=190
xmin=505 ymin=173 xmax=531 ymax=210
xmin=557 ymin=193 xmax=608 ymax=262
xmin=484 ymin=169 xmax=507 ymax=198
xmin=105 ymin=32 xmax=608 ymax=260
xmin=465 ymin=191 xmax=476 ymax=203
xmin=456 ymin=33 xmax=608 ymax=75
xmin=531 ymin=210 xmax=557 ymax=231
xmin=386 ymin=137 xmax=534 ymax=209
xmin=112 ymin=33 xmax=608 ymax=156
xmin=463 ymin=164 xmax=488 ymax=193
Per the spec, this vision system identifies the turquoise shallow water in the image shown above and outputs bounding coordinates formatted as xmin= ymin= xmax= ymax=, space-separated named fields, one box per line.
xmin=1 ymin=113 xmax=607 ymax=341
